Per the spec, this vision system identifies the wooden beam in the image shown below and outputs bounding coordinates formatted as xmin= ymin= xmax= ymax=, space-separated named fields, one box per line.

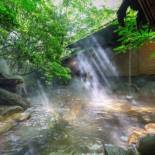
xmin=138 ymin=0 xmax=155 ymax=27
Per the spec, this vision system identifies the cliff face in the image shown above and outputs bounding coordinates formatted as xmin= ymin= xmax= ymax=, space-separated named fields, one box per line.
xmin=114 ymin=42 xmax=155 ymax=76
xmin=138 ymin=42 xmax=155 ymax=75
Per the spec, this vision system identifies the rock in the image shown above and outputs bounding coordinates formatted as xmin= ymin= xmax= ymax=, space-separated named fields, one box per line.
xmin=144 ymin=123 xmax=155 ymax=134
xmin=137 ymin=134 xmax=155 ymax=155
xmin=0 ymin=88 xmax=30 ymax=109
xmin=0 ymin=112 xmax=31 ymax=135
xmin=128 ymin=128 xmax=146 ymax=145
xmin=140 ymin=82 xmax=155 ymax=96
xmin=11 ymin=112 xmax=31 ymax=122
xmin=104 ymin=144 xmax=129 ymax=155
xmin=0 ymin=121 xmax=15 ymax=135
xmin=0 ymin=115 xmax=3 ymax=121
xmin=128 ymin=123 xmax=155 ymax=145
xmin=0 ymin=105 xmax=24 ymax=116
xmin=120 ymin=136 xmax=128 ymax=142
xmin=0 ymin=73 xmax=24 ymax=93
xmin=127 ymin=146 xmax=139 ymax=155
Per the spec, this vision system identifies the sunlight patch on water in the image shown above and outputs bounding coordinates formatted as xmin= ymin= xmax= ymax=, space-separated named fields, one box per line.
xmin=74 ymin=37 xmax=119 ymax=109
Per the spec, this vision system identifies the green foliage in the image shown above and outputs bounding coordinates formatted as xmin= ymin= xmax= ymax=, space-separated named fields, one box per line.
xmin=62 ymin=0 xmax=115 ymax=44
xmin=0 ymin=1 xmax=18 ymax=30
xmin=114 ymin=11 xmax=155 ymax=53
xmin=0 ymin=0 xmax=70 ymax=81
xmin=0 ymin=0 xmax=115 ymax=82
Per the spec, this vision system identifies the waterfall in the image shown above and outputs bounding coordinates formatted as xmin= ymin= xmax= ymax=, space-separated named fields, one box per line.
xmin=75 ymin=37 xmax=119 ymax=104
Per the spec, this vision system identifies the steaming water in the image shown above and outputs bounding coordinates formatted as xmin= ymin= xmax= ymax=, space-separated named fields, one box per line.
xmin=37 ymin=81 xmax=52 ymax=111
xmin=1 ymin=38 xmax=155 ymax=155
xmin=75 ymin=37 xmax=118 ymax=105
xmin=0 ymin=59 xmax=11 ymax=75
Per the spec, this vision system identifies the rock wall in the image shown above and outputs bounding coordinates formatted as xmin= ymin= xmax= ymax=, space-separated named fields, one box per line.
xmin=139 ymin=42 xmax=155 ymax=75
xmin=113 ymin=42 xmax=155 ymax=76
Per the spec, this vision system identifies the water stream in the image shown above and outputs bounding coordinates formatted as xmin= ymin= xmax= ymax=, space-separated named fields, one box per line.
xmin=0 ymin=38 xmax=155 ymax=155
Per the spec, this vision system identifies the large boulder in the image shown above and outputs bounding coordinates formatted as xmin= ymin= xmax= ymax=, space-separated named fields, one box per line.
xmin=0 ymin=121 xmax=15 ymax=135
xmin=128 ymin=128 xmax=147 ymax=145
xmin=128 ymin=123 xmax=155 ymax=145
xmin=0 ymin=105 xmax=24 ymax=117
xmin=0 ymin=88 xmax=30 ymax=109
xmin=0 ymin=73 xmax=24 ymax=93
xmin=145 ymin=123 xmax=155 ymax=134
xmin=4 ymin=111 xmax=31 ymax=122
xmin=0 ymin=111 xmax=31 ymax=135
xmin=0 ymin=59 xmax=26 ymax=96
xmin=139 ymin=81 xmax=155 ymax=96
xmin=137 ymin=134 xmax=155 ymax=155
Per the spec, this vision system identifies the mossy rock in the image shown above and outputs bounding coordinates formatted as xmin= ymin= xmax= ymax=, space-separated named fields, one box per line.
xmin=0 ymin=121 xmax=15 ymax=134
xmin=0 ymin=105 xmax=24 ymax=117
xmin=0 ymin=73 xmax=24 ymax=93
xmin=0 ymin=112 xmax=31 ymax=135
xmin=10 ymin=112 xmax=31 ymax=122
xmin=0 ymin=88 xmax=30 ymax=109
